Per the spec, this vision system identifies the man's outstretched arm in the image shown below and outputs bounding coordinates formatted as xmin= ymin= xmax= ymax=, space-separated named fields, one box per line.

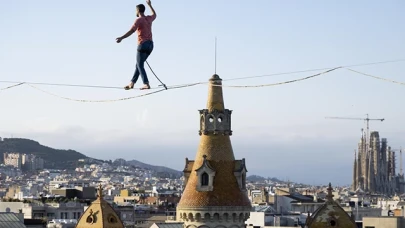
xmin=146 ymin=0 xmax=156 ymax=18
xmin=116 ymin=29 xmax=135 ymax=43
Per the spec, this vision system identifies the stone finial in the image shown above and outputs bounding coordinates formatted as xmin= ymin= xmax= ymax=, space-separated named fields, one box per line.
xmin=185 ymin=158 xmax=189 ymax=168
xmin=97 ymin=183 xmax=103 ymax=199
xmin=326 ymin=182 xmax=334 ymax=201
xmin=210 ymin=74 xmax=221 ymax=81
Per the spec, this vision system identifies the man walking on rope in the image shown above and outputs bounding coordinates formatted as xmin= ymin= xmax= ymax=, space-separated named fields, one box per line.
xmin=116 ymin=0 xmax=156 ymax=90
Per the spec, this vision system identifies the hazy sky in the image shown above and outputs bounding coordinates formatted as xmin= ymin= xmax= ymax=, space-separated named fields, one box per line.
xmin=1 ymin=1 xmax=404 ymax=185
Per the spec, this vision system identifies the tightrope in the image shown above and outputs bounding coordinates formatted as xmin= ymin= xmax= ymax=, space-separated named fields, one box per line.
xmin=0 ymin=82 xmax=25 ymax=91
xmin=19 ymin=69 xmax=339 ymax=102
xmin=4 ymin=67 xmax=405 ymax=103
xmin=216 ymin=67 xmax=341 ymax=88
xmin=1 ymin=60 xmax=404 ymax=102
xmin=346 ymin=68 xmax=405 ymax=87
xmin=26 ymin=84 xmax=168 ymax=103
xmin=1 ymin=59 xmax=403 ymax=90
xmin=24 ymin=82 xmax=203 ymax=103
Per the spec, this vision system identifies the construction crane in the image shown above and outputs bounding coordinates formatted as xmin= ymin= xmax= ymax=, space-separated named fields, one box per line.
xmin=325 ymin=114 xmax=385 ymax=152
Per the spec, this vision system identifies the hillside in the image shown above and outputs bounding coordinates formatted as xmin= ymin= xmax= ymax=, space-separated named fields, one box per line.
xmin=0 ymin=138 xmax=87 ymax=170
xmin=247 ymin=175 xmax=309 ymax=186
xmin=0 ymin=138 xmax=286 ymax=182
xmin=126 ymin=159 xmax=182 ymax=178
xmin=247 ymin=175 xmax=283 ymax=183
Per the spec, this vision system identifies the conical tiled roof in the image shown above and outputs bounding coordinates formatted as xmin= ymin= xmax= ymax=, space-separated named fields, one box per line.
xmin=76 ymin=184 xmax=124 ymax=228
xmin=177 ymin=74 xmax=251 ymax=208
xmin=206 ymin=74 xmax=225 ymax=112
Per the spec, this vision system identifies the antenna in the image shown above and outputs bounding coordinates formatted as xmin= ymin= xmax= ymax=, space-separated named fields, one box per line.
xmin=215 ymin=37 xmax=217 ymax=74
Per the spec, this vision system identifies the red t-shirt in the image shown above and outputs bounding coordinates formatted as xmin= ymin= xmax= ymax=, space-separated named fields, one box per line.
xmin=131 ymin=15 xmax=156 ymax=45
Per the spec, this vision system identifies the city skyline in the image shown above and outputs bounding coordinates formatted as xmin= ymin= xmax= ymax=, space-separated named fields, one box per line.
xmin=1 ymin=0 xmax=405 ymax=185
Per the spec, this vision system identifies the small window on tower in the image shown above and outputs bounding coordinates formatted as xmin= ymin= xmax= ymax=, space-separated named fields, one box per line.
xmin=201 ymin=172 xmax=209 ymax=186
xmin=195 ymin=157 xmax=216 ymax=191
xmin=242 ymin=173 xmax=246 ymax=189
xmin=218 ymin=116 xmax=223 ymax=123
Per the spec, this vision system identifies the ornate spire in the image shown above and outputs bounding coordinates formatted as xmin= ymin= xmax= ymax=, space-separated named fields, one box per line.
xmin=199 ymin=75 xmax=232 ymax=136
xmin=97 ymin=183 xmax=103 ymax=199
xmin=353 ymin=150 xmax=357 ymax=191
xmin=196 ymin=75 xmax=234 ymax=161
xmin=206 ymin=74 xmax=224 ymax=112
xmin=176 ymin=74 xmax=253 ymax=228
xmin=326 ymin=182 xmax=333 ymax=201
xmin=177 ymin=74 xmax=250 ymax=207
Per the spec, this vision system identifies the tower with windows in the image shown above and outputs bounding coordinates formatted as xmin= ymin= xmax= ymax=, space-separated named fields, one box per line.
xmin=177 ymin=74 xmax=252 ymax=228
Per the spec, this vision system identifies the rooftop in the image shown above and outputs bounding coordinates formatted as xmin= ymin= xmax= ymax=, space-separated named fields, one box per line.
xmin=0 ymin=212 xmax=26 ymax=228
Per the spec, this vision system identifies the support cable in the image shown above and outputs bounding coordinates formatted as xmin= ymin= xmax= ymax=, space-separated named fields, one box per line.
xmin=0 ymin=82 xmax=25 ymax=92
xmin=217 ymin=67 xmax=341 ymax=88
xmin=0 ymin=59 xmax=404 ymax=102
xmin=346 ymin=68 xmax=405 ymax=87
xmin=0 ymin=58 xmax=403 ymax=90
xmin=21 ymin=69 xmax=338 ymax=102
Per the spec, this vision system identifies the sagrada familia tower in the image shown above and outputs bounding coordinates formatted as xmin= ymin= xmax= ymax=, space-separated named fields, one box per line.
xmin=352 ymin=131 xmax=405 ymax=195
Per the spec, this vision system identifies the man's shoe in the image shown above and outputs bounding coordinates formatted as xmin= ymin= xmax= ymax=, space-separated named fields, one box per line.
xmin=124 ymin=83 xmax=134 ymax=90
xmin=140 ymin=84 xmax=151 ymax=90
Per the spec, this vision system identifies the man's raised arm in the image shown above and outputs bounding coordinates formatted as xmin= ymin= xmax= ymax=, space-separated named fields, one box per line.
xmin=146 ymin=0 xmax=156 ymax=17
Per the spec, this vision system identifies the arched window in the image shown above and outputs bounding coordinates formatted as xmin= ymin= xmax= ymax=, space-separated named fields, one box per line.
xmin=195 ymin=156 xmax=216 ymax=192
xmin=214 ymin=213 xmax=220 ymax=221
xmin=201 ymin=172 xmax=209 ymax=186
xmin=223 ymin=213 xmax=229 ymax=222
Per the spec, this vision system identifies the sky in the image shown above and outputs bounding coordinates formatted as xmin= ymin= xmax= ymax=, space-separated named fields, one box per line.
xmin=1 ymin=0 xmax=404 ymax=185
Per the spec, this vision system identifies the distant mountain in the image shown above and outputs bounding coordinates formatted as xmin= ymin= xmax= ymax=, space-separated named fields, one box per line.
xmin=247 ymin=175 xmax=283 ymax=183
xmin=0 ymin=138 xmax=285 ymax=182
xmin=126 ymin=159 xmax=182 ymax=178
xmin=247 ymin=175 xmax=265 ymax=182
xmin=0 ymin=138 xmax=87 ymax=170
xmin=0 ymin=138 xmax=181 ymax=177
